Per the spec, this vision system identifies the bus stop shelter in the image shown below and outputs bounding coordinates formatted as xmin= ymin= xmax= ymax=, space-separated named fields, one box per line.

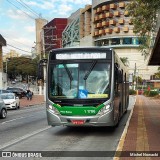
xmin=148 ymin=28 xmax=160 ymax=65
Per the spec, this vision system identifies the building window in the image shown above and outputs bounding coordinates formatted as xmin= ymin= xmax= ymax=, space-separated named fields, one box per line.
xmin=111 ymin=38 xmax=120 ymax=45
xmin=123 ymin=38 xmax=132 ymax=44
xmin=132 ymin=37 xmax=139 ymax=45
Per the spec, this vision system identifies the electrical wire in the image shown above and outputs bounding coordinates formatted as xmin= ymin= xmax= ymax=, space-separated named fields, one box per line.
xmin=7 ymin=43 xmax=32 ymax=53
xmin=6 ymin=0 xmax=36 ymax=20
xmin=16 ymin=0 xmax=39 ymax=18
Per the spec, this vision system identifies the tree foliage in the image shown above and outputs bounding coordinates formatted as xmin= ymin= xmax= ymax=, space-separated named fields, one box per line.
xmin=120 ymin=57 xmax=129 ymax=67
xmin=127 ymin=0 xmax=160 ymax=59
xmin=154 ymin=67 xmax=160 ymax=79
xmin=3 ymin=56 xmax=39 ymax=81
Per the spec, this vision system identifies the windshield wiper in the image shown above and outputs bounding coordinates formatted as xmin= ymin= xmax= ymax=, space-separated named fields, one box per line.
xmin=63 ymin=64 xmax=73 ymax=89
xmin=83 ymin=60 xmax=97 ymax=80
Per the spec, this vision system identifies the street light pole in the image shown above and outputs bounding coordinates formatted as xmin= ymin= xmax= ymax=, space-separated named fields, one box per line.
xmin=5 ymin=58 xmax=9 ymax=85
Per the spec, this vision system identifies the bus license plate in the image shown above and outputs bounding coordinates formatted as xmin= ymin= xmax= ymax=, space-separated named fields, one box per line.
xmin=71 ymin=120 xmax=85 ymax=125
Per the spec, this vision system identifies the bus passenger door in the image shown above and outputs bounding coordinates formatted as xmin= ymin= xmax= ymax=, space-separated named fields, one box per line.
xmin=114 ymin=64 xmax=121 ymax=121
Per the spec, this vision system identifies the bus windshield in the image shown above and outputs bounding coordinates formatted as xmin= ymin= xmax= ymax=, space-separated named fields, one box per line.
xmin=49 ymin=61 xmax=111 ymax=99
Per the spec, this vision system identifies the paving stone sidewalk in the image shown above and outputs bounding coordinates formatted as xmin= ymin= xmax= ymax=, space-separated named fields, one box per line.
xmin=20 ymin=95 xmax=45 ymax=107
xmin=119 ymin=95 xmax=160 ymax=160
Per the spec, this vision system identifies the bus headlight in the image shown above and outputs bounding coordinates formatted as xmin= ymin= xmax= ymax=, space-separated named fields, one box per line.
xmin=97 ymin=104 xmax=110 ymax=115
xmin=48 ymin=105 xmax=59 ymax=115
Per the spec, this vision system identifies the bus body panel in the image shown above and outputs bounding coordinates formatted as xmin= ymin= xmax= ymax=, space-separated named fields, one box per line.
xmin=46 ymin=107 xmax=115 ymax=127
xmin=44 ymin=47 xmax=129 ymax=127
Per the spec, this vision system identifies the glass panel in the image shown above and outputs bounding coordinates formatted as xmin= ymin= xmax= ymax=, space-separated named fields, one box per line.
xmin=132 ymin=37 xmax=139 ymax=45
xmin=123 ymin=38 xmax=132 ymax=44
xmin=49 ymin=62 xmax=110 ymax=99
xmin=111 ymin=38 xmax=120 ymax=45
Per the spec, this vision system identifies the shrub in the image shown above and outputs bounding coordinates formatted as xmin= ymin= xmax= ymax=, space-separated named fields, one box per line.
xmin=129 ymin=89 xmax=136 ymax=95
xmin=143 ymin=90 xmax=159 ymax=97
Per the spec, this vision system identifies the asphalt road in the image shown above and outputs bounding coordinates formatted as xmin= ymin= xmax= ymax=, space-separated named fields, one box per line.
xmin=0 ymin=96 xmax=136 ymax=160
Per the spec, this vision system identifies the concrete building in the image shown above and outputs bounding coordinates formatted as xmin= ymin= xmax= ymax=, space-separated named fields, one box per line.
xmin=35 ymin=18 xmax=48 ymax=58
xmin=62 ymin=9 xmax=82 ymax=48
xmin=3 ymin=50 xmax=20 ymax=62
xmin=43 ymin=18 xmax=67 ymax=53
xmin=62 ymin=0 xmax=158 ymax=80
xmin=0 ymin=34 xmax=7 ymax=88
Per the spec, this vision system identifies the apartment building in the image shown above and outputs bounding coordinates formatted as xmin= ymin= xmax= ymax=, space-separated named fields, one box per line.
xmin=62 ymin=0 xmax=158 ymax=80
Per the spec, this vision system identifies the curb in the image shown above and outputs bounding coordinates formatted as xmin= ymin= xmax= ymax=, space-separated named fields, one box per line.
xmin=113 ymin=96 xmax=136 ymax=160
xmin=20 ymin=102 xmax=45 ymax=108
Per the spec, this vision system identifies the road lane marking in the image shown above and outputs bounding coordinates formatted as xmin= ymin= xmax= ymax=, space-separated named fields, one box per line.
xmin=0 ymin=126 xmax=51 ymax=150
xmin=1 ymin=113 xmax=44 ymax=124
xmin=1 ymin=117 xmax=26 ymax=124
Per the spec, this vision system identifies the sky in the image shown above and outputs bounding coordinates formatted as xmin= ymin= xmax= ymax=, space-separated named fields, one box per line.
xmin=0 ymin=0 xmax=92 ymax=56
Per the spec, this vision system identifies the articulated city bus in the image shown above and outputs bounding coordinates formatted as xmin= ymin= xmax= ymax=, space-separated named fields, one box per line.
xmin=45 ymin=47 xmax=129 ymax=127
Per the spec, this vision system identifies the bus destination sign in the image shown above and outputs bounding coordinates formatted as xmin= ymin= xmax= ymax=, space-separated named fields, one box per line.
xmin=56 ymin=52 xmax=106 ymax=60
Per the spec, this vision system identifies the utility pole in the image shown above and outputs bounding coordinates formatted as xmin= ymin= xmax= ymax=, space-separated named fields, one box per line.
xmin=133 ymin=63 xmax=136 ymax=90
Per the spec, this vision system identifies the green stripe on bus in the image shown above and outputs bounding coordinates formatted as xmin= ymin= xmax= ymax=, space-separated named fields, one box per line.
xmin=53 ymin=103 xmax=105 ymax=116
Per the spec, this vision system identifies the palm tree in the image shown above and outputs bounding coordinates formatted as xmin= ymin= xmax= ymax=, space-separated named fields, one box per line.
xmin=120 ymin=57 xmax=129 ymax=67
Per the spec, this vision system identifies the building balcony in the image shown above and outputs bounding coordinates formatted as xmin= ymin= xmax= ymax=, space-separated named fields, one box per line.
xmin=105 ymin=28 xmax=112 ymax=34
xmin=94 ymin=31 xmax=99 ymax=36
xmin=96 ymin=22 xmax=102 ymax=28
xmin=96 ymin=7 xmax=102 ymax=13
xmin=102 ymin=21 xmax=109 ymax=27
xmin=99 ymin=29 xmax=105 ymax=35
xmin=109 ymin=19 xmax=116 ymax=25
xmin=105 ymin=12 xmax=113 ymax=18
xmin=119 ymin=2 xmax=125 ymax=8
xmin=114 ymin=11 xmax=120 ymax=17
xmin=118 ymin=19 xmax=125 ymax=24
xmin=102 ymin=5 xmax=110 ymax=11
xmin=113 ymin=27 xmax=120 ymax=33
xmin=102 ymin=5 xmax=109 ymax=11
xmin=94 ymin=16 xmax=99 ymax=22
xmin=129 ymin=19 xmax=133 ymax=24
xmin=123 ymin=26 xmax=129 ymax=32
xmin=99 ymin=13 xmax=105 ymax=19
xmin=110 ymin=4 xmax=117 ymax=10
xmin=124 ymin=10 xmax=129 ymax=16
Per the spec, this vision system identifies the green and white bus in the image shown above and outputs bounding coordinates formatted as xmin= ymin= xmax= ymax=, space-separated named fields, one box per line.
xmin=45 ymin=47 xmax=129 ymax=127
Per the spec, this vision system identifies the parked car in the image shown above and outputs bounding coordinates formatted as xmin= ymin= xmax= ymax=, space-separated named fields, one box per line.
xmin=6 ymin=87 xmax=27 ymax=98
xmin=0 ymin=96 xmax=7 ymax=118
xmin=0 ymin=93 xmax=20 ymax=110
xmin=0 ymin=89 xmax=12 ymax=94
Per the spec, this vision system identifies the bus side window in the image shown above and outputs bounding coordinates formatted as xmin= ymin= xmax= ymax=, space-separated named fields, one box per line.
xmin=114 ymin=65 xmax=119 ymax=96
xmin=118 ymin=70 xmax=123 ymax=83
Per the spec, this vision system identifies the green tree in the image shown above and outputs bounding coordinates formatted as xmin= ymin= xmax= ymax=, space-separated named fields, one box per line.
xmin=127 ymin=0 xmax=160 ymax=59
xmin=4 ymin=56 xmax=39 ymax=81
xmin=120 ymin=57 xmax=129 ymax=67
xmin=154 ymin=67 xmax=160 ymax=79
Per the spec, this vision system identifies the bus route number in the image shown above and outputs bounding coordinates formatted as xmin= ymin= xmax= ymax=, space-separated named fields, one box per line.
xmin=84 ymin=110 xmax=95 ymax=114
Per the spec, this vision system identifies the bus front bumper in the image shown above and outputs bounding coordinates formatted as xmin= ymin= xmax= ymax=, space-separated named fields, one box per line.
xmin=46 ymin=109 xmax=115 ymax=127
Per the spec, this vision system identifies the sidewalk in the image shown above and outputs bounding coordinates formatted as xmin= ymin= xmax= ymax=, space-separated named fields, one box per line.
xmin=118 ymin=95 xmax=160 ymax=160
xmin=20 ymin=95 xmax=45 ymax=107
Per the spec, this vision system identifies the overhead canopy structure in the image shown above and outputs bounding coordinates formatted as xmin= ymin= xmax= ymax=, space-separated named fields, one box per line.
xmin=0 ymin=34 xmax=6 ymax=46
xmin=148 ymin=28 xmax=160 ymax=65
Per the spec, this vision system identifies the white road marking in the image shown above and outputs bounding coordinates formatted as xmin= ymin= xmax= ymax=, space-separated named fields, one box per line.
xmin=0 ymin=126 xmax=51 ymax=150
xmin=1 ymin=114 xmax=40 ymax=124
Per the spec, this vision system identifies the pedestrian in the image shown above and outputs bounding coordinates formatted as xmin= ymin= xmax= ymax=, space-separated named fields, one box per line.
xmin=26 ymin=89 xmax=32 ymax=100
xmin=28 ymin=91 xmax=32 ymax=100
